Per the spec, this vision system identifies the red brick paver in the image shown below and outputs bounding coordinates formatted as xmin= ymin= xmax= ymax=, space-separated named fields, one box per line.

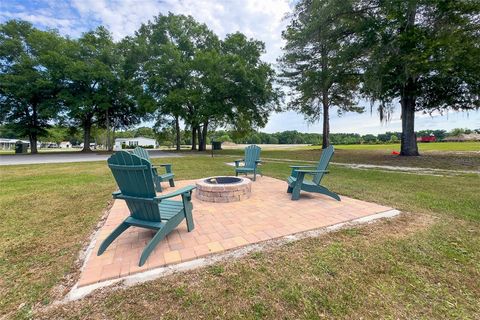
xmin=78 ymin=176 xmax=393 ymax=287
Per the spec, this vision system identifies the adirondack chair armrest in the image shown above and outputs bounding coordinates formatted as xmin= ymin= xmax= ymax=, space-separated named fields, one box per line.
xmin=158 ymin=164 xmax=172 ymax=167
xmin=154 ymin=185 xmax=196 ymax=201
xmin=295 ymin=169 xmax=329 ymax=174
xmin=289 ymin=165 xmax=316 ymax=176
xmin=289 ymin=165 xmax=316 ymax=168
xmin=113 ymin=193 xmax=157 ymax=203
xmin=158 ymin=163 xmax=172 ymax=173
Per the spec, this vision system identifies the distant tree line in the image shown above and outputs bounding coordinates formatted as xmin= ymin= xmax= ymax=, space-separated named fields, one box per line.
xmin=209 ymin=129 xmax=479 ymax=145
xmin=4 ymin=124 xmax=473 ymax=148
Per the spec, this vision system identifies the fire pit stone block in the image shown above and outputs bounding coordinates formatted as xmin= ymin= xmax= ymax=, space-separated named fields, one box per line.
xmin=195 ymin=176 xmax=252 ymax=202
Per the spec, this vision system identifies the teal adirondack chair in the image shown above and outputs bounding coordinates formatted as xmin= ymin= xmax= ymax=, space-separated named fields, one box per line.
xmin=235 ymin=145 xmax=262 ymax=181
xmin=132 ymin=146 xmax=175 ymax=192
xmin=98 ymin=151 xmax=195 ymax=266
xmin=287 ymin=145 xmax=340 ymax=201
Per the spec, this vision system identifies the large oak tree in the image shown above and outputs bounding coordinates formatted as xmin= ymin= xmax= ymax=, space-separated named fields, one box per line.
xmin=361 ymin=0 xmax=480 ymax=155
xmin=280 ymin=0 xmax=365 ymax=148
xmin=62 ymin=27 xmax=147 ymax=151
xmin=136 ymin=13 xmax=278 ymax=151
xmin=0 ymin=20 xmax=67 ymax=153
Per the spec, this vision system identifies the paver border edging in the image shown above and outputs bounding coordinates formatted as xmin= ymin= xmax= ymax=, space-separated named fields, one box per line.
xmin=62 ymin=208 xmax=401 ymax=303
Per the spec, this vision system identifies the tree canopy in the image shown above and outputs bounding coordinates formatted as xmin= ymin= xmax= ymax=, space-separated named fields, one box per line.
xmin=360 ymin=0 xmax=480 ymax=155
xmin=134 ymin=13 xmax=279 ymax=151
xmin=280 ymin=0 xmax=365 ymax=148
xmin=61 ymin=27 xmax=149 ymax=151
xmin=280 ymin=0 xmax=480 ymax=155
xmin=0 ymin=20 xmax=67 ymax=153
xmin=1 ymin=14 xmax=278 ymax=153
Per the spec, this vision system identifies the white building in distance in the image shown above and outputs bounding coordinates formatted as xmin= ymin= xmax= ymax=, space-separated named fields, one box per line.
xmin=114 ymin=137 xmax=157 ymax=150
xmin=59 ymin=141 xmax=72 ymax=148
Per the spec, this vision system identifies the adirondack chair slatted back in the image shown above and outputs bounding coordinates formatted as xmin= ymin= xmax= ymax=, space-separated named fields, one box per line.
xmin=313 ymin=145 xmax=334 ymax=185
xmin=244 ymin=145 xmax=261 ymax=168
xmin=133 ymin=146 xmax=151 ymax=161
xmin=108 ymin=151 xmax=162 ymax=222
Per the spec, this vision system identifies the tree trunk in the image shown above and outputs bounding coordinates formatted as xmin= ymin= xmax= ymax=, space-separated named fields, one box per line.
xmin=109 ymin=127 xmax=115 ymax=151
xmin=30 ymin=104 xmax=38 ymax=154
xmin=82 ymin=121 xmax=92 ymax=152
xmin=191 ymin=126 xmax=197 ymax=151
xmin=198 ymin=129 xmax=204 ymax=151
xmin=321 ymin=93 xmax=330 ymax=149
xmin=175 ymin=115 xmax=181 ymax=151
xmin=106 ymin=108 xmax=110 ymax=151
xmin=399 ymin=4 xmax=419 ymax=156
xmin=400 ymin=92 xmax=419 ymax=156
xmin=201 ymin=121 xmax=208 ymax=151
xmin=196 ymin=126 xmax=203 ymax=151
xmin=29 ymin=134 xmax=38 ymax=154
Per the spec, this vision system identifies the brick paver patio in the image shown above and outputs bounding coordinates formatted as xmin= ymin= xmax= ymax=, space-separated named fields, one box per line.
xmin=78 ymin=176 xmax=393 ymax=287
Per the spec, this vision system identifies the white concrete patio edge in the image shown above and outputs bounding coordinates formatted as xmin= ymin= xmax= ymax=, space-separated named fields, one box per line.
xmin=64 ymin=209 xmax=401 ymax=303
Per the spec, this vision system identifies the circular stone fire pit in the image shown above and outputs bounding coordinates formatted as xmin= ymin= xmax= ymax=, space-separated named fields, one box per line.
xmin=196 ymin=176 xmax=252 ymax=203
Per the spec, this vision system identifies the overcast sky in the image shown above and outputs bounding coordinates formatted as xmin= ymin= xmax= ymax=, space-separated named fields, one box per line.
xmin=1 ymin=0 xmax=479 ymax=134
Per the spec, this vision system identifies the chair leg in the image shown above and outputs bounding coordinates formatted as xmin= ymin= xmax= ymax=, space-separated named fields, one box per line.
xmin=291 ymin=184 xmax=301 ymax=200
xmin=182 ymin=194 xmax=195 ymax=232
xmin=185 ymin=207 xmax=194 ymax=232
xmin=98 ymin=222 xmax=130 ymax=255
xmin=138 ymin=227 xmax=169 ymax=266
xmin=317 ymin=185 xmax=341 ymax=201
xmin=169 ymin=178 xmax=175 ymax=187
xmin=287 ymin=185 xmax=293 ymax=193
xmin=253 ymin=171 xmax=256 ymax=181
xmin=155 ymin=178 xmax=162 ymax=192
xmin=235 ymin=171 xmax=238 ymax=177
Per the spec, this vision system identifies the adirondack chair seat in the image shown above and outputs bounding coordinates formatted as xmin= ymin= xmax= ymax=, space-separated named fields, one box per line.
xmin=286 ymin=145 xmax=340 ymax=201
xmin=287 ymin=170 xmax=329 ymax=184
xmin=234 ymin=145 xmax=262 ymax=181
xmin=132 ymin=147 xmax=175 ymax=192
xmin=99 ymin=151 xmax=196 ymax=266
xmin=157 ymin=171 xmax=174 ymax=181
xmin=235 ymin=166 xmax=258 ymax=172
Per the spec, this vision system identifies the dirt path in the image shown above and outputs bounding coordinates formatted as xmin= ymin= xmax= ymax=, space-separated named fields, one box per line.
xmin=225 ymin=156 xmax=480 ymax=177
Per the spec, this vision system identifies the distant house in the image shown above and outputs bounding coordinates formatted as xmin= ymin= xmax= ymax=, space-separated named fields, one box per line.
xmin=59 ymin=141 xmax=72 ymax=148
xmin=41 ymin=142 xmax=58 ymax=148
xmin=443 ymin=133 xmax=480 ymax=142
xmin=79 ymin=142 xmax=97 ymax=149
xmin=0 ymin=138 xmax=38 ymax=150
xmin=416 ymin=135 xmax=436 ymax=143
xmin=0 ymin=138 xmax=20 ymax=150
xmin=114 ymin=137 xmax=157 ymax=150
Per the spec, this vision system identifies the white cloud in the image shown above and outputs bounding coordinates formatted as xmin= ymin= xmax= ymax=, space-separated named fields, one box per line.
xmin=65 ymin=0 xmax=291 ymax=64
xmin=2 ymin=0 xmax=479 ymax=134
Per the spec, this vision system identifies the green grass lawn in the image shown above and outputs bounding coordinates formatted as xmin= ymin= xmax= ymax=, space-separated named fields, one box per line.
xmin=216 ymin=146 xmax=480 ymax=171
xmin=324 ymin=141 xmax=480 ymax=152
xmin=0 ymin=148 xmax=83 ymax=155
xmin=1 ymin=152 xmax=479 ymax=319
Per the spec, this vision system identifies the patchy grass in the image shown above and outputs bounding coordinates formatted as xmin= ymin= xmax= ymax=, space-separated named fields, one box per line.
xmin=217 ymin=147 xmax=480 ymax=171
xmin=331 ymin=141 xmax=480 ymax=152
xmin=0 ymin=157 xmax=231 ymax=318
xmin=1 ymin=152 xmax=479 ymax=318
xmin=38 ymin=214 xmax=479 ymax=319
